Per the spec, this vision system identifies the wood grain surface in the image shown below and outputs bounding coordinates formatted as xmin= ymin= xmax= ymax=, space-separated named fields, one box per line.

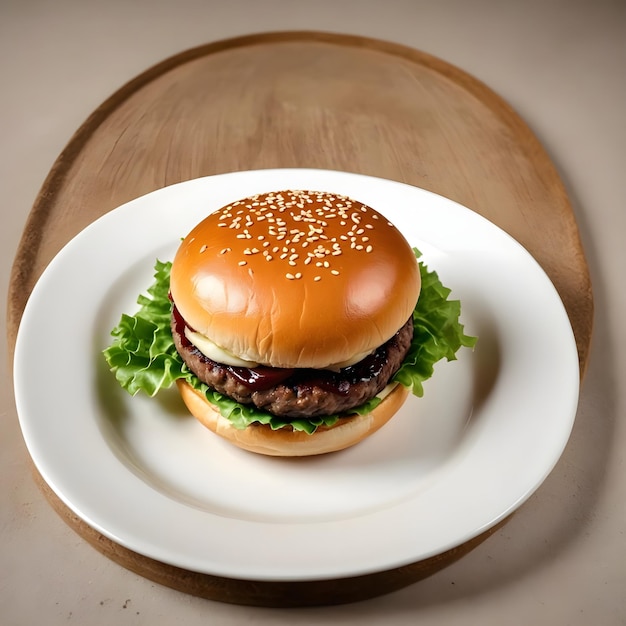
xmin=7 ymin=31 xmax=593 ymax=606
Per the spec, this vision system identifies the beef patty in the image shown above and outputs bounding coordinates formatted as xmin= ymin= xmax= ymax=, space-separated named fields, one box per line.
xmin=171 ymin=306 xmax=413 ymax=419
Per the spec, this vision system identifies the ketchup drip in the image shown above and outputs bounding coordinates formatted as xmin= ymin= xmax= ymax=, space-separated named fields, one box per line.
xmin=171 ymin=303 xmax=294 ymax=390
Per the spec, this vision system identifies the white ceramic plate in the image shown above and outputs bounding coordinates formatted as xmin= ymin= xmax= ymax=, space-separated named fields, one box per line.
xmin=14 ymin=169 xmax=579 ymax=581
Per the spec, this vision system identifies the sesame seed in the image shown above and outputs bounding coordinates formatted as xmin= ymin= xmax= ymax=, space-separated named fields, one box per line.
xmin=238 ymin=260 xmax=247 ymax=266
xmin=220 ymin=247 xmax=231 ymax=254
xmin=206 ymin=190 xmax=388 ymax=279
xmin=199 ymin=245 xmax=207 ymax=253
xmin=314 ymin=276 xmax=321 ymax=281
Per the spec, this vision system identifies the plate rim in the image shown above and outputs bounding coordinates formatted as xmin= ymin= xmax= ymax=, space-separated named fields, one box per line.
xmin=13 ymin=168 xmax=580 ymax=581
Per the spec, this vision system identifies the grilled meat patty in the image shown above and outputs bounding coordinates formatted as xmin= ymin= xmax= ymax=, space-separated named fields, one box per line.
xmin=171 ymin=306 xmax=413 ymax=419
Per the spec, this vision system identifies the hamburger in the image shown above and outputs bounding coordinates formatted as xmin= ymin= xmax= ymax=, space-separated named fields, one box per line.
xmin=104 ymin=189 xmax=476 ymax=456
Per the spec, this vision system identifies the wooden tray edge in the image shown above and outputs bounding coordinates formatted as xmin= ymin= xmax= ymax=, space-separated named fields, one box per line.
xmin=33 ymin=460 xmax=507 ymax=607
xmin=6 ymin=31 xmax=593 ymax=606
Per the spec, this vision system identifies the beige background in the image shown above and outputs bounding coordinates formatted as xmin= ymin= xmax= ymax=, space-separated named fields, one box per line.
xmin=1 ymin=1 xmax=624 ymax=624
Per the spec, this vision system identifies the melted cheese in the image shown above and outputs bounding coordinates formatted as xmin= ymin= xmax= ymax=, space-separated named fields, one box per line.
xmin=376 ymin=381 xmax=398 ymax=401
xmin=184 ymin=328 xmax=260 ymax=367
xmin=184 ymin=327 xmax=373 ymax=371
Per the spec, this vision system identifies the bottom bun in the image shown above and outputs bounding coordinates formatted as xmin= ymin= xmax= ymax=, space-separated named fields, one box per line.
xmin=176 ymin=380 xmax=410 ymax=457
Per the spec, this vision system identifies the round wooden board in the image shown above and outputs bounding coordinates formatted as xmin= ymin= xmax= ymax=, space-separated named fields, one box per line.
xmin=8 ymin=31 xmax=593 ymax=606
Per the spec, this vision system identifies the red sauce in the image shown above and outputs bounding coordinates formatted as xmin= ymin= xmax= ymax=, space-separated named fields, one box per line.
xmin=172 ymin=304 xmax=294 ymax=390
xmin=227 ymin=364 xmax=295 ymax=389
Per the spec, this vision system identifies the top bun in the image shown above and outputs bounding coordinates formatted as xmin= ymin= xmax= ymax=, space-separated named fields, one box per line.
xmin=170 ymin=190 xmax=420 ymax=369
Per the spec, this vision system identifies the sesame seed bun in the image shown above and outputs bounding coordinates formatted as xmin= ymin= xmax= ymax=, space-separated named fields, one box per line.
xmin=170 ymin=190 xmax=421 ymax=369
xmin=176 ymin=379 xmax=410 ymax=456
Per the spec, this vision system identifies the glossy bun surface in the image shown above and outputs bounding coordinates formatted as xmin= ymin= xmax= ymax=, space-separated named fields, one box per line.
xmin=170 ymin=190 xmax=420 ymax=368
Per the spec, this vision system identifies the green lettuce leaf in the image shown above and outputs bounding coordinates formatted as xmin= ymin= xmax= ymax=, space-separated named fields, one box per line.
xmin=393 ymin=249 xmax=477 ymax=396
xmin=103 ymin=250 xmax=476 ymax=433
